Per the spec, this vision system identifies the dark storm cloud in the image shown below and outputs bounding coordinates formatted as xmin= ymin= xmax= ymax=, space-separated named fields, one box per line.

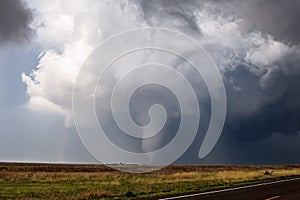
xmin=178 ymin=57 xmax=300 ymax=164
xmin=135 ymin=0 xmax=300 ymax=44
xmin=0 ymin=0 xmax=34 ymax=44
xmin=224 ymin=61 xmax=300 ymax=142
xmin=128 ymin=0 xmax=300 ymax=163
xmin=219 ymin=0 xmax=300 ymax=44
xmin=134 ymin=0 xmax=201 ymax=34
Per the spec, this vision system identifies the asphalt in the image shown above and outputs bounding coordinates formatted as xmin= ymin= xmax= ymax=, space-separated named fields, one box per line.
xmin=156 ymin=177 xmax=300 ymax=200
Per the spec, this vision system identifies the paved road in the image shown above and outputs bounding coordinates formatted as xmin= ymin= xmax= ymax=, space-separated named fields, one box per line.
xmin=158 ymin=178 xmax=300 ymax=200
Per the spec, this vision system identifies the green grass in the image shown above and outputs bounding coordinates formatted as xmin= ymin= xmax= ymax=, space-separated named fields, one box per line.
xmin=1 ymin=164 xmax=300 ymax=199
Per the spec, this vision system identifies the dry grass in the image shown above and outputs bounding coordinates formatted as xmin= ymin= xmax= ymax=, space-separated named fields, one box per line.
xmin=1 ymin=163 xmax=300 ymax=199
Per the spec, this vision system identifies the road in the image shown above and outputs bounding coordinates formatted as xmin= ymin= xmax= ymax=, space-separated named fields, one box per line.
xmin=158 ymin=177 xmax=300 ymax=200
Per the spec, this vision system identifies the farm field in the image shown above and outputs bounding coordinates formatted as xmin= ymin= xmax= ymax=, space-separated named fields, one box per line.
xmin=1 ymin=163 xmax=300 ymax=199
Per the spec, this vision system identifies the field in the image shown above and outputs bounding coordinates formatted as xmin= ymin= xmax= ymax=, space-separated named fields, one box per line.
xmin=1 ymin=163 xmax=300 ymax=199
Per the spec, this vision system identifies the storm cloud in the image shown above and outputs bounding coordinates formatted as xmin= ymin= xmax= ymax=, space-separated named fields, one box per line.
xmin=0 ymin=0 xmax=34 ymax=44
xmin=224 ymin=0 xmax=300 ymax=44
xmin=132 ymin=0 xmax=300 ymax=143
xmin=219 ymin=0 xmax=300 ymax=142
xmin=19 ymin=0 xmax=300 ymax=164
xmin=134 ymin=0 xmax=202 ymax=34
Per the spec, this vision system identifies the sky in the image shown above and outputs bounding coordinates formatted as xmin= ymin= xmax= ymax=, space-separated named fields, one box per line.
xmin=0 ymin=0 xmax=300 ymax=165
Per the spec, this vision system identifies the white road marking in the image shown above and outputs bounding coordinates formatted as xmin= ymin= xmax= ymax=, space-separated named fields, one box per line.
xmin=159 ymin=177 xmax=300 ymax=200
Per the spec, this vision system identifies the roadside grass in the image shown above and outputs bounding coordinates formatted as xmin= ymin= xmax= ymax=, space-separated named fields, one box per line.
xmin=0 ymin=164 xmax=300 ymax=199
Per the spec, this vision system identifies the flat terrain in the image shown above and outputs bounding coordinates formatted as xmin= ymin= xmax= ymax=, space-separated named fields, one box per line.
xmin=1 ymin=163 xmax=300 ymax=199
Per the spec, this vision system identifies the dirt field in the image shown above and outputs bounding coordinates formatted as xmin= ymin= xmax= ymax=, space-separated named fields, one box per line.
xmin=1 ymin=163 xmax=300 ymax=199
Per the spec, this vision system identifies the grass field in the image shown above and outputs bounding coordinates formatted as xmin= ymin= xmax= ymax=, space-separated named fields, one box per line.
xmin=1 ymin=163 xmax=300 ymax=199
